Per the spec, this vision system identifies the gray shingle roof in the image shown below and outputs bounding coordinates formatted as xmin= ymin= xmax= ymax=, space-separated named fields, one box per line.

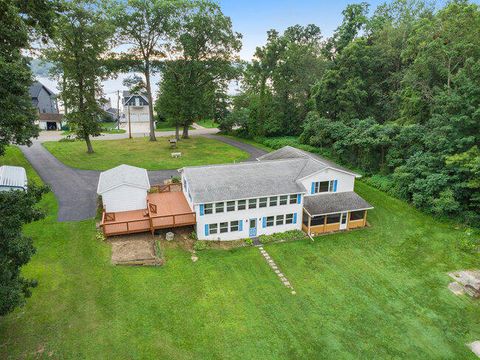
xmin=304 ymin=192 xmax=373 ymax=216
xmin=29 ymin=81 xmax=54 ymax=98
xmin=0 ymin=166 xmax=27 ymax=189
xmin=97 ymin=164 xmax=150 ymax=194
xmin=258 ymin=146 xmax=360 ymax=177
xmin=183 ymin=158 xmax=321 ymax=204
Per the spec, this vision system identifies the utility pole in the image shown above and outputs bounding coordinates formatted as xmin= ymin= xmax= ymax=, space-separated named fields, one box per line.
xmin=116 ymin=90 xmax=120 ymax=130
xmin=128 ymin=104 xmax=132 ymax=139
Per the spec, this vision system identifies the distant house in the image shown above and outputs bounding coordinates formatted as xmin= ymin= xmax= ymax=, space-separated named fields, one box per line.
xmin=122 ymin=91 xmax=150 ymax=123
xmin=98 ymin=146 xmax=373 ymax=239
xmin=29 ymin=81 xmax=62 ymax=130
xmin=0 ymin=166 xmax=27 ymax=192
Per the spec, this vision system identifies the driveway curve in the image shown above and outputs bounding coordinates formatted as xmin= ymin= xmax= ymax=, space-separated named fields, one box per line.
xmin=20 ymin=134 xmax=266 ymax=222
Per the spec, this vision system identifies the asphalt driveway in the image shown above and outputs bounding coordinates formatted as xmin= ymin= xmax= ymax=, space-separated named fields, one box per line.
xmin=20 ymin=135 xmax=266 ymax=222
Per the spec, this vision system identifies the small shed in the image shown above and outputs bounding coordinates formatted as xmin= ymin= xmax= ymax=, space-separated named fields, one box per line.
xmin=0 ymin=166 xmax=27 ymax=192
xmin=97 ymin=164 xmax=150 ymax=213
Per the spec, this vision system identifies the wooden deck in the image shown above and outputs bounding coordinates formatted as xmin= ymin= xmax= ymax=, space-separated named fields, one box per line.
xmin=101 ymin=185 xmax=196 ymax=237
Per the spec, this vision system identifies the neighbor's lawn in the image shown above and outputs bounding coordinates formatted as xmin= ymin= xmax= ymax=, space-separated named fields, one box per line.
xmin=43 ymin=137 xmax=249 ymax=170
xmin=62 ymin=122 xmax=126 ymax=135
xmin=196 ymin=119 xmax=218 ymax=128
xmin=155 ymin=122 xmax=194 ymax=131
xmin=1 ymin=147 xmax=479 ymax=358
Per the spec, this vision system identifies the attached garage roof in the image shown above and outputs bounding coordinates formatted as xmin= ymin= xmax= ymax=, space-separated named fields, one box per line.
xmin=304 ymin=192 xmax=373 ymax=216
xmin=0 ymin=166 xmax=27 ymax=189
xmin=97 ymin=164 xmax=150 ymax=194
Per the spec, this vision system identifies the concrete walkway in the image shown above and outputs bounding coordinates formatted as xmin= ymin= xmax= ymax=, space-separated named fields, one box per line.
xmin=20 ymin=133 xmax=267 ymax=222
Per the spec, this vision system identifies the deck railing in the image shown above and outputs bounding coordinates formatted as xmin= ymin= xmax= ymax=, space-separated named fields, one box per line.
xmin=150 ymin=212 xmax=196 ymax=229
xmin=150 ymin=183 xmax=182 ymax=193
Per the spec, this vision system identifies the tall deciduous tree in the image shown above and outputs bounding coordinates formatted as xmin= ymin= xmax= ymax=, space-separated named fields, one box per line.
xmin=110 ymin=0 xmax=181 ymax=142
xmin=156 ymin=0 xmax=241 ymax=139
xmin=0 ymin=184 xmax=49 ymax=316
xmin=0 ymin=0 xmax=55 ymax=156
xmin=45 ymin=0 xmax=115 ymax=153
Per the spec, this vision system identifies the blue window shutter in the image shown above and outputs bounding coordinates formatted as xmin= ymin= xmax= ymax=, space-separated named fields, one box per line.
xmin=293 ymin=213 xmax=297 ymax=224
xmin=200 ymin=204 xmax=204 ymax=216
xmin=239 ymin=220 xmax=243 ymax=231
xmin=333 ymin=180 xmax=338 ymax=192
xmin=311 ymin=182 xmax=315 ymax=194
xmin=297 ymin=194 xmax=301 ymax=204
xmin=204 ymin=224 xmax=209 ymax=236
xmin=262 ymin=217 xmax=266 ymax=228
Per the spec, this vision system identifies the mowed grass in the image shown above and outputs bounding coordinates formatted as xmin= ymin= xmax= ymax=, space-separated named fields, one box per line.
xmin=43 ymin=137 xmax=250 ymax=170
xmin=1 ymin=147 xmax=479 ymax=358
xmin=196 ymin=119 xmax=218 ymax=128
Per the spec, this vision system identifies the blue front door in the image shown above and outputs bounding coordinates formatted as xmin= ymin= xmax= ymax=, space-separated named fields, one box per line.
xmin=249 ymin=218 xmax=257 ymax=237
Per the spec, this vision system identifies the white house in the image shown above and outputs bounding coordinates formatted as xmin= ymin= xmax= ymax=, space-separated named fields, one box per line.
xmin=180 ymin=146 xmax=373 ymax=240
xmin=97 ymin=164 xmax=150 ymax=213
xmin=122 ymin=91 xmax=150 ymax=123
xmin=0 ymin=166 xmax=27 ymax=192
xmin=98 ymin=146 xmax=373 ymax=239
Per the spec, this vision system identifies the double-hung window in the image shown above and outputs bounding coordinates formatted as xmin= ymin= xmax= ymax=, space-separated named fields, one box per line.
xmin=215 ymin=202 xmax=224 ymax=213
xmin=220 ymin=222 xmax=228 ymax=233
xmin=313 ymin=181 xmax=335 ymax=194
xmin=248 ymin=198 xmax=257 ymax=209
xmin=209 ymin=223 xmax=218 ymax=234
xmin=204 ymin=203 xmax=213 ymax=215
xmin=279 ymin=195 xmax=288 ymax=205
xmin=289 ymin=194 xmax=297 ymax=204
xmin=230 ymin=220 xmax=239 ymax=232
xmin=276 ymin=215 xmax=284 ymax=226
xmin=285 ymin=213 xmax=294 ymax=224
xmin=237 ymin=199 xmax=246 ymax=210
xmin=266 ymin=216 xmax=274 ymax=227
xmin=227 ymin=201 xmax=236 ymax=212
xmin=259 ymin=197 xmax=268 ymax=208
xmin=269 ymin=196 xmax=278 ymax=207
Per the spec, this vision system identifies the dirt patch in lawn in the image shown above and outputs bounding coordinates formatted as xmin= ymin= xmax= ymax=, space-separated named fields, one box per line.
xmin=155 ymin=226 xmax=195 ymax=252
xmin=108 ymin=233 xmax=162 ymax=266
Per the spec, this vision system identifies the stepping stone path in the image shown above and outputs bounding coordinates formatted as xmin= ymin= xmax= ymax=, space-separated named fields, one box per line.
xmin=259 ymin=246 xmax=295 ymax=294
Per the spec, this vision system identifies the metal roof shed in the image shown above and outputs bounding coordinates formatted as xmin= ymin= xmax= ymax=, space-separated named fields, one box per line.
xmin=0 ymin=166 xmax=28 ymax=191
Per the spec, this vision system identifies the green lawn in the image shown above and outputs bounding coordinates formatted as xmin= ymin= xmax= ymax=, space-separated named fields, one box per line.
xmin=62 ymin=122 xmax=126 ymax=135
xmin=1 ymin=147 xmax=479 ymax=358
xmin=155 ymin=122 xmax=194 ymax=131
xmin=43 ymin=137 xmax=250 ymax=170
xmin=196 ymin=119 xmax=218 ymax=128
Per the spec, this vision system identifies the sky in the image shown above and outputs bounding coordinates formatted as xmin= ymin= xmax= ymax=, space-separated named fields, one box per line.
xmin=37 ymin=0 xmax=472 ymax=107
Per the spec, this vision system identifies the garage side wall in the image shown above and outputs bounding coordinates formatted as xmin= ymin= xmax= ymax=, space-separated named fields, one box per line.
xmin=102 ymin=185 xmax=147 ymax=212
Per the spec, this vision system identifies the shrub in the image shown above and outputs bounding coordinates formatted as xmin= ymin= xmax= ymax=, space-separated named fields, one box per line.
xmin=193 ymin=241 xmax=209 ymax=251
xmin=259 ymin=230 xmax=306 ymax=244
xmin=190 ymin=231 xmax=197 ymax=240
xmin=363 ymin=174 xmax=395 ymax=195
xmin=244 ymin=238 xmax=253 ymax=246
xmin=95 ymin=231 xmax=105 ymax=242
xmin=59 ymin=136 xmax=75 ymax=142
xmin=171 ymin=176 xmax=181 ymax=184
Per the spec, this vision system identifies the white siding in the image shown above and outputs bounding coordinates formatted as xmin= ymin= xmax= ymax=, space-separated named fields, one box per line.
xmin=101 ymin=185 xmax=147 ymax=212
xmin=300 ymin=168 xmax=355 ymax=195
xmin=195 ymin=198 xmax=303 ymax=241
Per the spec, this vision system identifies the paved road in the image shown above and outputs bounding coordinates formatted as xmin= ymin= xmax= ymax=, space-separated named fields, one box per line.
xmin=20 ymin=134 xmax=266 ymax=222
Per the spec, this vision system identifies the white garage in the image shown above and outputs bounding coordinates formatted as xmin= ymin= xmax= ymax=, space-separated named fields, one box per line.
xmin=97 ymin=164 xmax=150 ymax=213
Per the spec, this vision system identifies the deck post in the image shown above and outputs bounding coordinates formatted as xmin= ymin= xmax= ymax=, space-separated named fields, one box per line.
xmin=307 ymin=214 xmax=311 ymax=235
xmin=323 ymin=215 xmax=327 ymax=232
xmin=363 ymin=210 xmax=367 ymax=227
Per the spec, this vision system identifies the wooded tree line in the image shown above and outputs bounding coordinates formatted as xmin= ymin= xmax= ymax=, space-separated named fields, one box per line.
xmin=224 ymin=0 xmax=480 ymax=224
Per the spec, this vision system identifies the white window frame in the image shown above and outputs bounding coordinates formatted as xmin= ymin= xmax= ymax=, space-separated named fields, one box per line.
xmin=220 ymin=222 xmax=228 ymax=233
xmin=230 ymin=220 xmax=239 ymax=232
xmin=248 ymin=198 xmax=257 ymax=209
xmin=279 ymin=195 xmax=288 ymax=205
xmin=227 ymin=201 xmax=236 ymax=212
xmin=276 ymin=214 xmax=284 ymax=226
xmin=209 ymin=223 xmax=218 ymax=234
xmin=204 ymin=203 xmax=213 ymax=215
xmin=215 ymin=202 xmax=224 ymax=213
xmin=285 ymin=213 xmax=294 ymax=224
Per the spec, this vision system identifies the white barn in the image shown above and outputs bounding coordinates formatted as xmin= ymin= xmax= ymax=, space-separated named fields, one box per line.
xmin=0 ymin=166 xmax=27 ymax=192
xmin=97 ymin=164 xmax=150 ymax=213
